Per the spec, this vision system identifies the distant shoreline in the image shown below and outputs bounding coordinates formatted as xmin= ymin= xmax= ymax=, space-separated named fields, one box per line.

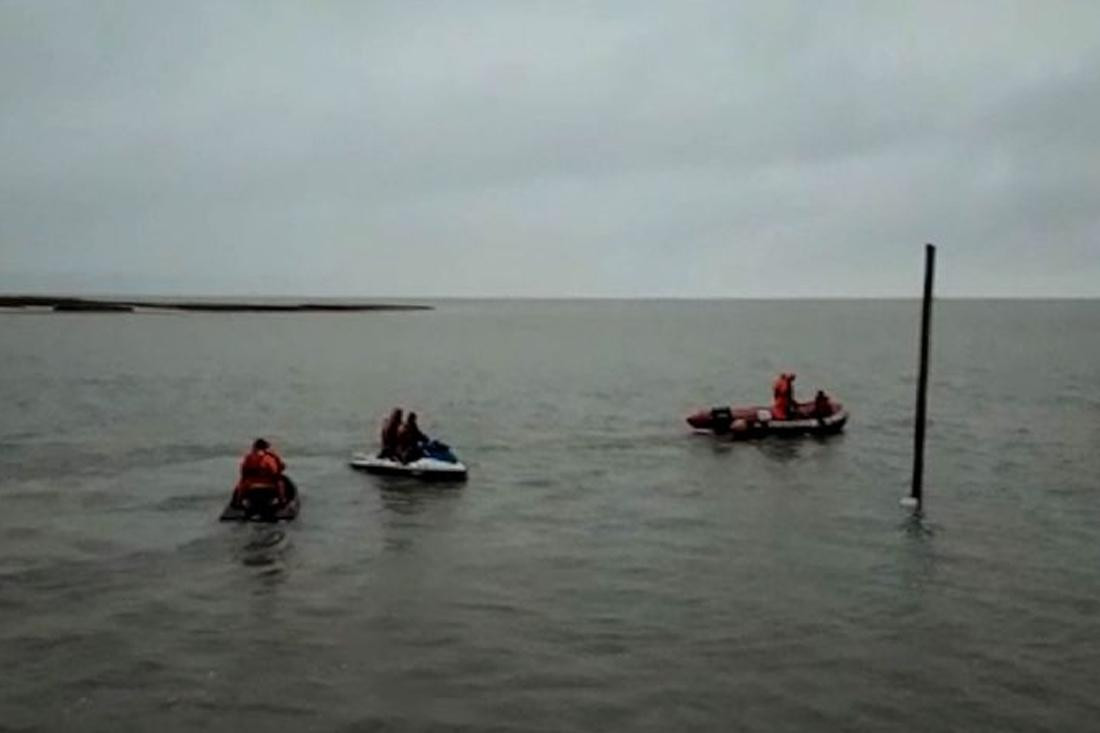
xmin=0 ymin=296 xmax=432 ymax=313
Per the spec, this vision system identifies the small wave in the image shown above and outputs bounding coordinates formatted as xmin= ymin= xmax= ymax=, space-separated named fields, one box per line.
xmin=244 ymin=529 xmax=286 ymax=550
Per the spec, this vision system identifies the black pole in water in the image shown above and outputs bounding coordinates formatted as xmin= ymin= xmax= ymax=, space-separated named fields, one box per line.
xmin=909 ymin=243 xmax=936 ymax=511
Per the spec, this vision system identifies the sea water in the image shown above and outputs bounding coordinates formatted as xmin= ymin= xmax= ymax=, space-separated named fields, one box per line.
xmin=1 ymin=300 xmax=1098 ymax=731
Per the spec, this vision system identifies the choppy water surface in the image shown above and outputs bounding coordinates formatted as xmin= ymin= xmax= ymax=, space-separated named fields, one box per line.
xmin=1 ymin=300 xmax=1098 ymax=732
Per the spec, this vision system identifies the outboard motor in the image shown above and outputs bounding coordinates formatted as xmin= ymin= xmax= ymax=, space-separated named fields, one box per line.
xmin=710 ymin=407 xmax=733 ymax=435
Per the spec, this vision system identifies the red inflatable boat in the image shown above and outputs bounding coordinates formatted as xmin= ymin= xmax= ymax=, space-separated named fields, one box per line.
xmin=686 ymin=398 xmax=848 ymax=438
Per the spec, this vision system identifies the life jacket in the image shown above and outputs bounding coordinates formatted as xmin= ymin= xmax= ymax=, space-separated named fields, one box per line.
xmin=772 ymin=374 xmax=791 ymax=419
xmin=239 ymin=450 xmax=283 ymax=490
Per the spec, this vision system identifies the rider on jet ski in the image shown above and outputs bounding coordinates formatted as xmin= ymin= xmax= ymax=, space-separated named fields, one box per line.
xmin=396 ymin=412 xmax=430 ymax=463
xmin=234 ymin=438 xmax=288 ymax=504
xmin=379 ymin=408 xmax=403 ymax=459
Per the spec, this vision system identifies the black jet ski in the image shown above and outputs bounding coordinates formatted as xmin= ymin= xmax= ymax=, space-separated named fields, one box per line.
xmin=219 ymin=477 xmax=300 ymax=522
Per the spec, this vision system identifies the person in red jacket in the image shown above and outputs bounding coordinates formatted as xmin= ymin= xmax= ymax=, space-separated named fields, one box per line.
xmin=772 ymin=372 xmax=796 ymax=420
xmin=235 ymin=438 xmax=287 ymax=503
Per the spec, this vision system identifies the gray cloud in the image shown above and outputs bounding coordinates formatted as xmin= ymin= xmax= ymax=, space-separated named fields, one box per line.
xmin=2 ymin=1 xmax=1098 ymax=297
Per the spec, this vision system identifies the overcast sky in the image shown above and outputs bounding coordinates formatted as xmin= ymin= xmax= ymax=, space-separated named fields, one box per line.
xmin=2 ymin=1 xmax=1098 ymax=297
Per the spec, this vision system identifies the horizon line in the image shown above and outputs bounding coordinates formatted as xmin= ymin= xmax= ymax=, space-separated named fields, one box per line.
xmin=2 ymin=291 xmax=1099 ymax=302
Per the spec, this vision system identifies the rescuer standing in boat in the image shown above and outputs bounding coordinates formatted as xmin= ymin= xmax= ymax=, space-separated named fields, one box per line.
xmin=772 ymin=372 xmax=796 ymax=419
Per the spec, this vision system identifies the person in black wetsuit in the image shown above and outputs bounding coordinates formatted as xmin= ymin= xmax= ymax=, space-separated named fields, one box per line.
xmin=379 ymin=408 xmax=403 ymax=459
xmin=396 ymin=412 xmax=429 ymax=463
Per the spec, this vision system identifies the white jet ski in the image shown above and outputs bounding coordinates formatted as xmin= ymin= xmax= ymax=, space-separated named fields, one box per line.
xmin=349 ymin=440 xmax=468 ymax=481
